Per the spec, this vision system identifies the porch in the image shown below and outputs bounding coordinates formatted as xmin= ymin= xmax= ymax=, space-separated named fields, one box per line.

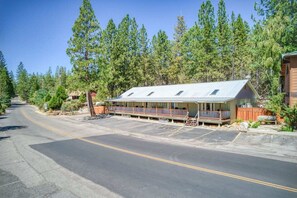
xmin=108 ymin=106 xmax=231 ymax=125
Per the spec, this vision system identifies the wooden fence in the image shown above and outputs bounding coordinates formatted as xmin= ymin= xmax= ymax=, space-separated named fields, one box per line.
xmin=236 ymin=107 xmax=271 ymax=121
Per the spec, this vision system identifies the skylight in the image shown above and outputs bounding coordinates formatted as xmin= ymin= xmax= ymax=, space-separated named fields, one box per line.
xmin=128 ymin=92 xmax=134 ymax=96
xmin=147 ymin=91 xmax=154 ymax=96
xmin=210 ymin=89 xmax=219 ymax=95
xmin=176 ymin=91 xmax=184 ymax=96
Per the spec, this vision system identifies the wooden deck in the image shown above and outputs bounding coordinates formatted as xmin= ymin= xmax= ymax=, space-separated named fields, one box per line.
xmin=108 ymin=106 xmax=231 ymax=125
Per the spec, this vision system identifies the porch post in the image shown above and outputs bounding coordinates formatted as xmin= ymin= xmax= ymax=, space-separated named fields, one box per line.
xmin=197 ymin=103 xmax=200 ymax=119
xmin=156 ymin=103 xmax=158 ymax=115
xmin=170 ymin=103 xmax=172 ymax=117
xmin=133 ymin=102 xmax=135 ymax=114
xmin=219 ymin=103 xmax=222 ymax=121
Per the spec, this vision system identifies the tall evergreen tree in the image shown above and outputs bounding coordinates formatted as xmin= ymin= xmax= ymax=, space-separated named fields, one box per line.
xmin=171 ymin=16 xmax=187 ymax=84
xmin=138 ymin=24 xmax=153 ymax=86
xmin=16 ymin=62 xmax=29 ymax=101
xmin=198 ymin=0 xmax=219 ymax=81
xmin=217 ymin=0 xmax=232 ymax=80
xmin=42 ymin=67 xmax=55 ymax=92
xmin=66 ymin=0 xmax=101 ymax=116
xmin=181 ymin=24 xmax=204 ymax=82
xmin=54 ymin=66 xmax=67 ymax=88
xmin=151 ymin=30 xmax=172 ymax=85
xmin=0 ymin=51 xmax=13 ymax=110
xmin=232 ymin=14 xmax=250 ymax=79
xmin=98 ymin=19 xmax=117 ymax=99
xmin=112 ymin=15 xmax=130 ymax=95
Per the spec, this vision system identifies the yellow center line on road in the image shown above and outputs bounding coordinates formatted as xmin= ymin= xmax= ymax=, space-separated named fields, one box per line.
xmin=20 ymin=109 xmax=297 ymax=193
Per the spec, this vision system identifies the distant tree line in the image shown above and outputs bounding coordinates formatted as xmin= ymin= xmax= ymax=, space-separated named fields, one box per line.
xmin=1 ymin=0 xmax=296 ymax=115
xmin=66 ymin=0 xmax=297 ymax=101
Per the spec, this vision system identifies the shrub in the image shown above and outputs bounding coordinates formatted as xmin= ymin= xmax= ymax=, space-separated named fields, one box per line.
xmin=281 ymin=105 xmax=297 ymax=132
xmin=29 ymin=89 xmax=48 ymax=109
xmin=61 ymin=100 xmax=82 ymax=112
xmin=55 ymin=86 xmax=68 ymax=100
xmin=250 ymin=121 xmax=261 ymax=128
xmin=265 ymin=93 xmax=284 ymax=115
xmin=44 ymin=93 xmax=52 ymax=102
xmin=280 ymin=125 xmax=293 ymax=132
xmin=79 ymin=93 xmax=86 ymax=103
xmin=48 ymin=95 xmax=63 ymax=110
xmin=235 ymin=118 xmax=243 ymax=123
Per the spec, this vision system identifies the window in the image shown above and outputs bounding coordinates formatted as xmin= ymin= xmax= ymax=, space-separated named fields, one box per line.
xmin=175 ymin=90 xmax=183 ymax=96
xmin=210 ymin=89 xmax=219 ymax=95
xmin=127 ymin=92 xmax=134 ymax=96
xmin=147 ymin=91 xmax=154 ymax=96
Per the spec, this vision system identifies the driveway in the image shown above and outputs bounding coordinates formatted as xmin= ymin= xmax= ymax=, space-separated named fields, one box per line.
xmin=86 ymin=116 xmax=240 ymax=144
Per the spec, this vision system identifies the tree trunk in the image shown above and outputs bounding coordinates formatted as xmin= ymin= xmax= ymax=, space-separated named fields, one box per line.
xmin=86 ymin=91 xmax=96 ymax=117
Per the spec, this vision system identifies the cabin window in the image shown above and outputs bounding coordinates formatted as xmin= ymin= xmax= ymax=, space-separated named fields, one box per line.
xmin=128 ymin=92 xmax=134 ymax=96
xmin=175 ymin=91 xmax=184 ymax=96
xmin=210 ymin=89 xmax=219 ymax=95
xmin=147 ymin=91 xmax=154 ymax=96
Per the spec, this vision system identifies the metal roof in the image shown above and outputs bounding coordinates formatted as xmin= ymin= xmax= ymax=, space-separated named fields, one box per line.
xmin=282 ymin=51 xmax=297 ymax=59
xmin=109 ymin=79 xmax=258 ymax=103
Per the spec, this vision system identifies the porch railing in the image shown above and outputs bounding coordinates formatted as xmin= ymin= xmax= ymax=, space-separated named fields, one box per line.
xmin=108 ymin=106 xmax=187 ymax=118
xmin=199 ymin=110 xmax=230 ymax=120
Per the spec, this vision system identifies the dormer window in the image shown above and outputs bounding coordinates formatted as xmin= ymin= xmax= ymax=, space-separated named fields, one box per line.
xmin=176 ymin=91 xmax=183 ymax=96
xmin=210 ymin=89 xmax=219 ymax=95
xmin=147 ymin=91 xmax=154 ymax=96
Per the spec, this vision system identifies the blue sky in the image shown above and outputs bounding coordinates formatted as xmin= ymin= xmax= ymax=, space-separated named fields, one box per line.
xmin=0 ymin=0 xmax=258 ymax=75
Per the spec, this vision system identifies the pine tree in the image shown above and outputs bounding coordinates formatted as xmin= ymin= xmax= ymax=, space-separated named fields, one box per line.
xmin=128 ymin=18 xmax=141 ymax=87
xmin=198 ymin=0 xmax=219 ymax=81
xmin=232 ymin=14 xmax=250 ymax=80
xmin=66 ymin=0 xmax=101 ymax=116
xmin=42 ymin=67 xmax=55 ymax=92
xmin=138 ymin=24 xmax=153 ymax=86
xmin=16 ymin=62 xmax=29 ymax=101
xmin=181 ymin=24 xmax=204 ymax=82
xmin=112 ymin=15 xmax=131 ymax=95
xmin=28 ymin=73 xmax=40 ymax=101
xmin=151 ymin=30 xmax=172 ymax=85
xmin=217 ymin=0 xmax=232 ymax=80
xmin=0 ymin=51 xmax=12 ymax=110
xmin=170 ymin=16 xmax=187 ymax=84
xmin=98 ymin=19 xmax=117 ymax=99
xmin=54 ymin=66 xmax=67 ymax=88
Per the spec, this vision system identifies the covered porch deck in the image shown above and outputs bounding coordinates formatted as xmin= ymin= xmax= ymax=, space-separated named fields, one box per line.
xmin=107 ymin=106 xmax=231 ymax=125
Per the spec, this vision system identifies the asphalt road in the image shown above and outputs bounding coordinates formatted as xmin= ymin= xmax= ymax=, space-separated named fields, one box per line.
xmin=1 ymin=101 xmax=297 ymax=197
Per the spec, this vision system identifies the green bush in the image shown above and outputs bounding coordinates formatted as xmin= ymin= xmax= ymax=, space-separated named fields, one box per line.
xmin=61 ymin=100 xmax=82 ymax=112
xmin=280 ymin=105 xmax=297 ymax=132
xmin=44 ymin=93 xmax=52 ymax=102
xmin=48 ymin=95 xmax=63 ymax=110
xmin=55 ymin=86 xmax=68 ymax=100
xmin=280 ymin=125 xmax=293 ymax=132
xmin=79 ymin=93 xmax=86 ymax=103
xmin=29 ymin=89 xmax=48 ymax=109
xmin=250 ymin=121 xmax=261 ymax=128
xmin=235 ymin=118 xmax=243 ymax=123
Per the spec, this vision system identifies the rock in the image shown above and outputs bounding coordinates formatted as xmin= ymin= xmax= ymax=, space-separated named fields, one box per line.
xmin=239 ymin=122 xmax=249 ymax=132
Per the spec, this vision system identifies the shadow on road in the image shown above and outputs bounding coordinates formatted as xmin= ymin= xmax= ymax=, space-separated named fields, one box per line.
xmin=0 ymin=136 xmax=10 ymax=141
xmin=0 ymin=125 xmax=27 ymax=132
xmin=0 ymin=116 xmax=7 ymax=120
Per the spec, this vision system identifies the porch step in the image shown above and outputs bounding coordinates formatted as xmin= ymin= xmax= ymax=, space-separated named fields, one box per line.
xmin=185 ymin=118 xmax=198 ymax=126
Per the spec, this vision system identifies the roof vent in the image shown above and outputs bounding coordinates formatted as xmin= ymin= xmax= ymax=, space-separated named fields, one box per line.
xmin=175 ymin=91 xmax=184 ymax=96
xmin=128 ymin=92 xmax=134 ymax=96
xmin=147 ymin=91 xmax=154 ymax=96
xmin=210 ymin=89 xmax=219 ymax=95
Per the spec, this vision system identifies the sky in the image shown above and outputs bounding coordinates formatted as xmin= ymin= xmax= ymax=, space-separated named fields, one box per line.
xmin=0 ymin=0 xmax=258 ymax=75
